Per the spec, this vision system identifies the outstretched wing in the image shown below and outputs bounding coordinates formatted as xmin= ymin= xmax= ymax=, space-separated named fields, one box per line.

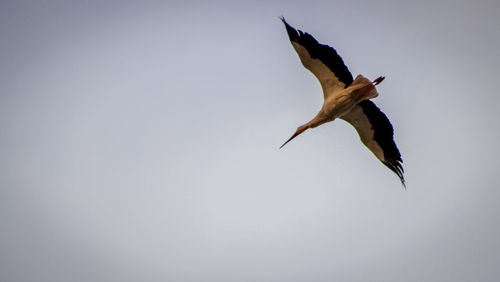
xmin=340 ymin=100 xmax=405 ymax=186
xmin=281 ymin=17 xmax=353 ymax=99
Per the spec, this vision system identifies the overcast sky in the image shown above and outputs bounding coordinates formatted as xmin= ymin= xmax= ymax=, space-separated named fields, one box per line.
xmin=1 ymin=0 xmax=500 ymax=281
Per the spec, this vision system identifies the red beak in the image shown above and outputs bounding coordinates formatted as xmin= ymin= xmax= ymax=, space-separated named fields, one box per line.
xmin=279 ymin=127 xmax=307 ymax=149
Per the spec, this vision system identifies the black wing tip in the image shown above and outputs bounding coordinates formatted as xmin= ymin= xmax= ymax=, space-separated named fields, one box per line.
xmin=279 ymin=16 xmax=290 ymax=27
xmin=358 ymin=100 xmax=405 ymax=188
xmin=279 ymin=17 xmax=353 ymax=86
xmin=280 ymin=16 xmax=300 ymax=42
xmin=383 ymin=160 xmax=406 ymax=189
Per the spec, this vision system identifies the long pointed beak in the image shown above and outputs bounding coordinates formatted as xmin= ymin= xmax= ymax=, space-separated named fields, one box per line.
xmin=279 ymin=127 xmax=306 ymax=149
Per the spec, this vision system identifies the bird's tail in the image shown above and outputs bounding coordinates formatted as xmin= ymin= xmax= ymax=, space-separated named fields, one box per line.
xmin=350 ymin=75 xmax=379 ymax=102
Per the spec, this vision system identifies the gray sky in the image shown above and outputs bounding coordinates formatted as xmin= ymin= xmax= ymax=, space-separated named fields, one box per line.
xmin=1 ymin=0 xmax=500 ymax=281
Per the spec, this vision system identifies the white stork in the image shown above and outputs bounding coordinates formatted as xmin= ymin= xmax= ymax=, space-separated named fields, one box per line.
xmin=279 ymin=18 xmax=405 ymax=187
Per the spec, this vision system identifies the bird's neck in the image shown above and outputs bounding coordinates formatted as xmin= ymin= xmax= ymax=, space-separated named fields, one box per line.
xmin=306 ymin=108 xmax=336 ymax=129
xmin=305 ymin=116 xmax=327 ymax=129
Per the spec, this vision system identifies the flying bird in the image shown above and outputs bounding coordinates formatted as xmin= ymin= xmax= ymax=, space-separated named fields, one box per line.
xmin=279 ymin=17 xmax=405 ymax=187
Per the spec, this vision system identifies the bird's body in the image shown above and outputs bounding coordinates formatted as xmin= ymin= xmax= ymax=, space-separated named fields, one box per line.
xmin=280 ymin=18 xmax=405 ymax=186
xmin=314 ymin=75 xmax=380 ymax=125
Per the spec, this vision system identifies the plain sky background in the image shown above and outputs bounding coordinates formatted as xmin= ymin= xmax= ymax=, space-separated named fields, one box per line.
xmin=1 ymin=0 xmax=500 ymax=281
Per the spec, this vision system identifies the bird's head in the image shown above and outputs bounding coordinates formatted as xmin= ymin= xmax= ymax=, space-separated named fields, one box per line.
xmin=279 ymin=124 xmax=309 ymax=149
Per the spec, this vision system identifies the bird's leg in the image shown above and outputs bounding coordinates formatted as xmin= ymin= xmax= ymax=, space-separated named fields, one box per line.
xmin=372 ymin=76 xmax=385 ymax=85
